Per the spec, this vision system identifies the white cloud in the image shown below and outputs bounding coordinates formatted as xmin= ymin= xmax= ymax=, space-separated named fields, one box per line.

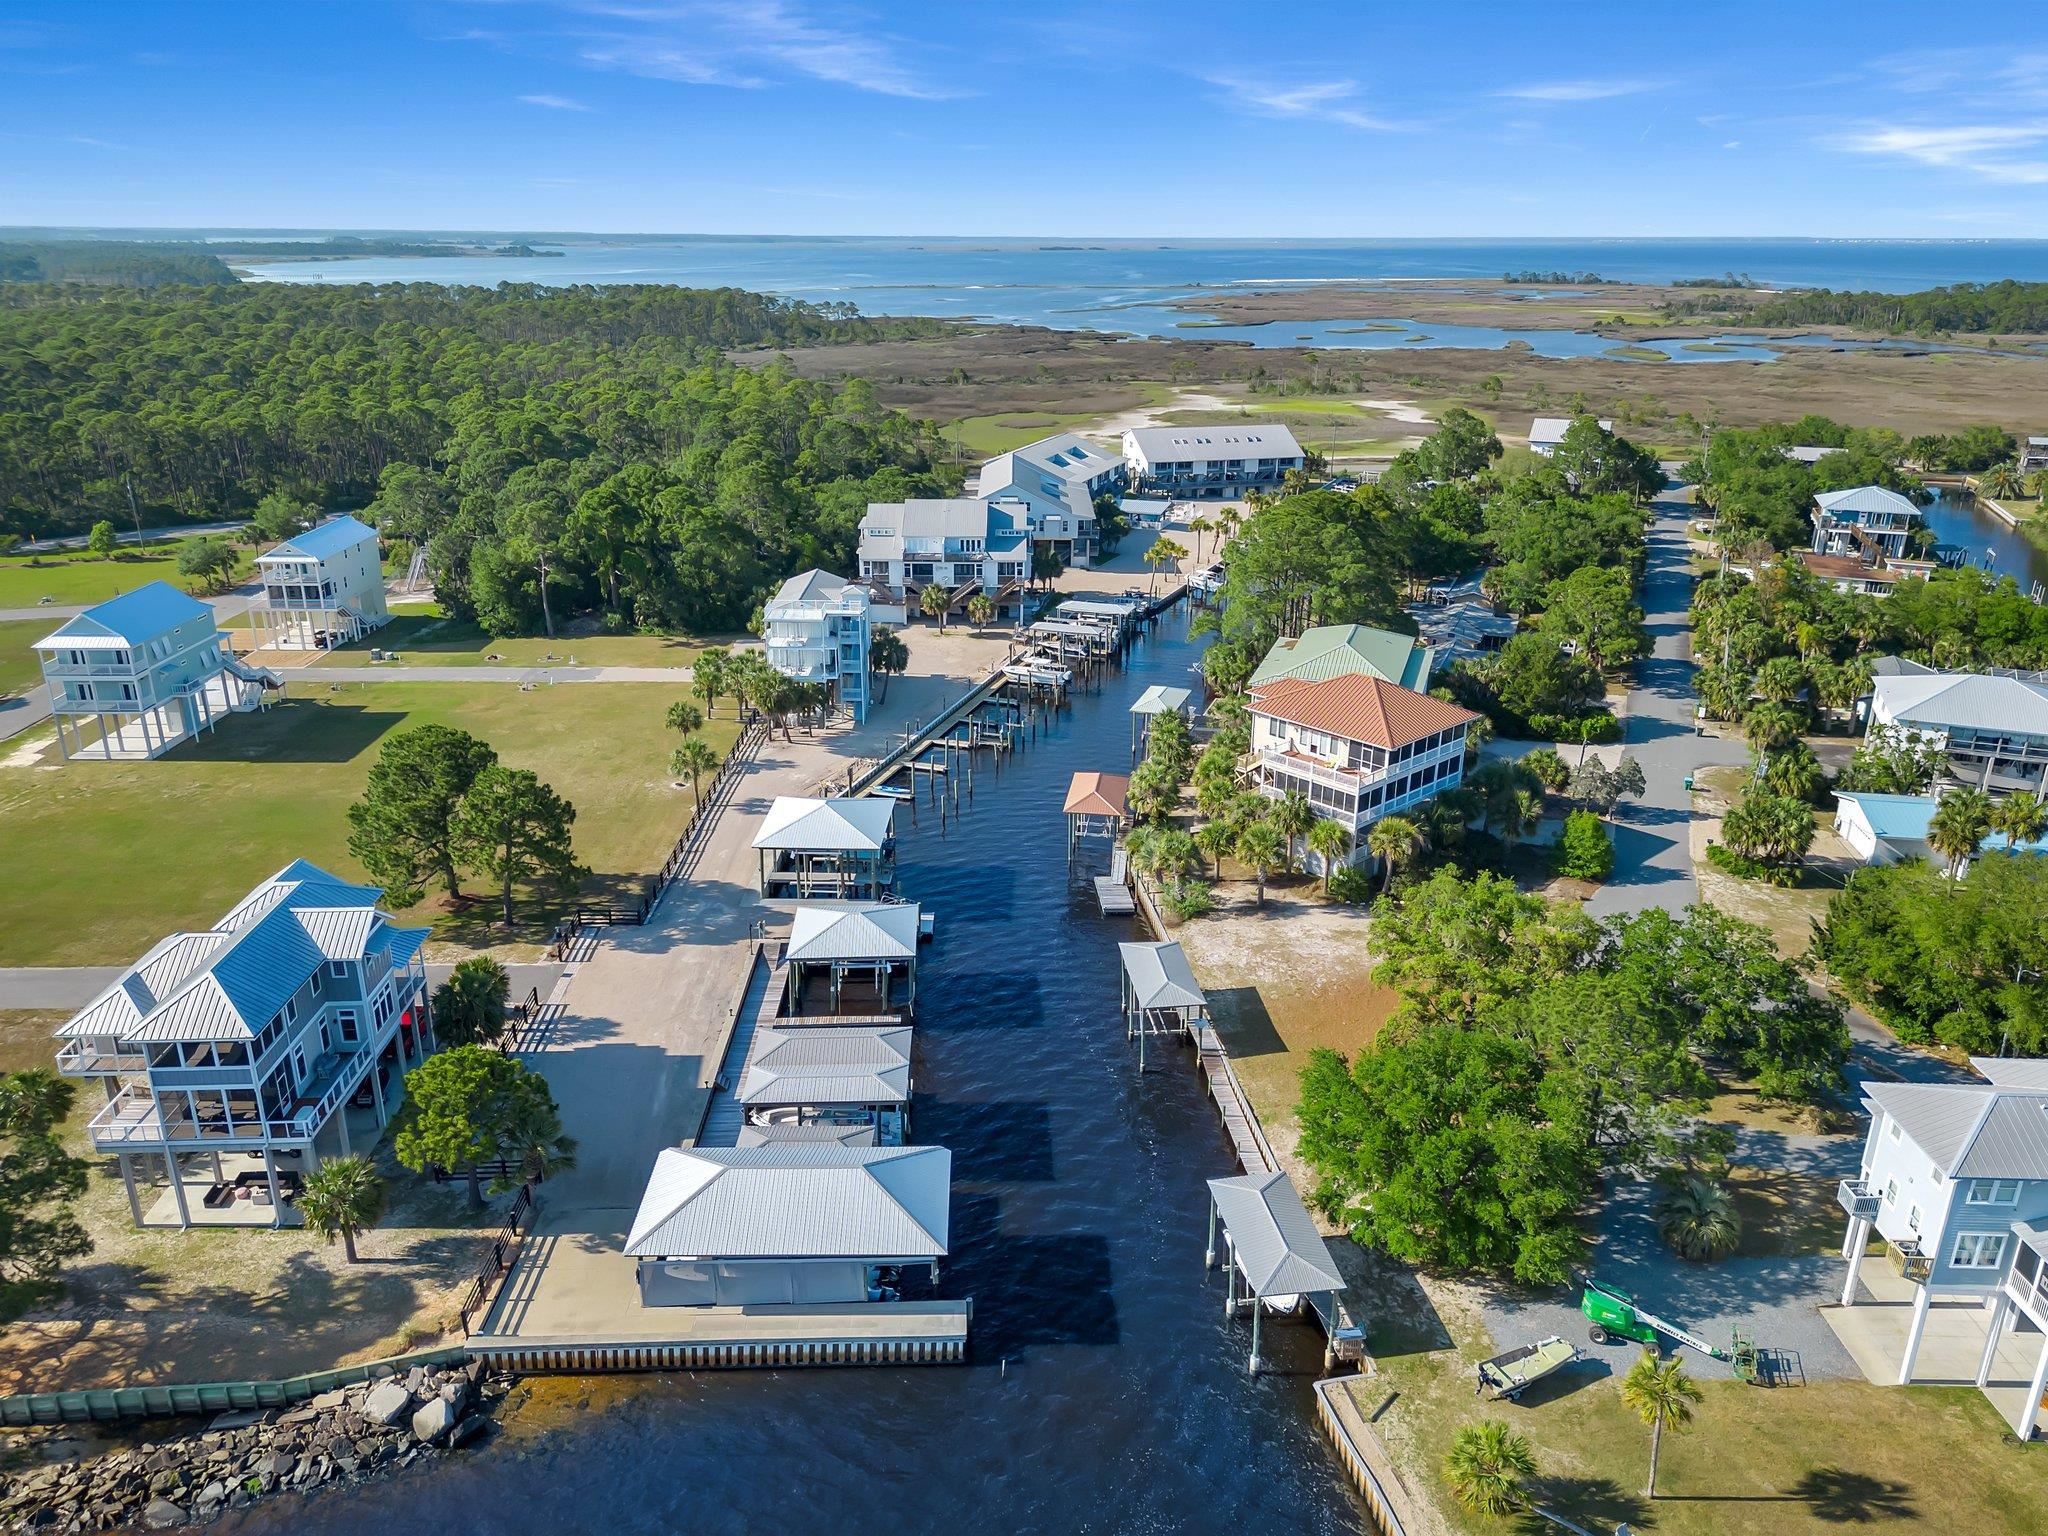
xmin=565 ymin=1 xmax=962 ymax=100
xmin=518 ymin=92 xmax=591 ymax=110
xmin=1496 ymin=79 xmax=1661 ymax=103
xmin=1209 ymin=78 xmax=1406 ymax=132
xmin=1830 ymin=122 xmax=2048 ymax=185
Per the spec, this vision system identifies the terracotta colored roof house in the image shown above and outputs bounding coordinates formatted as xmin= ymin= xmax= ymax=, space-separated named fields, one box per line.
xmin=1245 ymin=674 xmax=1477 ymax=854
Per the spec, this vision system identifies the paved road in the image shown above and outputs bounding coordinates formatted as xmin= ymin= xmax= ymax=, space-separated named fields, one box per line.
xmin=0 ymin=587 xmax=257 ymax=626
xmin=17 ymin=520 xmax=253 ymax=555
xmin=1584 ymin=488 xmax=1747 ymax=918
xmin=0 ymin=962 xmax=565 ymax=1013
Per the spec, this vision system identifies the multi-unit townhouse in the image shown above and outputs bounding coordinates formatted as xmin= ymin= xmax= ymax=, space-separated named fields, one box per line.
xmin=247 ymin=514 xmax=390 ymax=651
xmin=53 ymin=860 xmax=434 ymax=1229
xmin=975 ymin=431 xmax=1126 ymax=568
xmin=1838 ymin=1060 xmax=2048 ymax=1437
xmin=762 ymin=569 xmax=877 ymax=721
xmin=857 ymin=497 xmax=1032 ymax=618
xmin=1120 ymin=425 xmax=1305 ymax=498
xmin=33 ymin=581 xmax=277 ymax=761
xmin=1244 ymin=668 xmax=1477 ymax=862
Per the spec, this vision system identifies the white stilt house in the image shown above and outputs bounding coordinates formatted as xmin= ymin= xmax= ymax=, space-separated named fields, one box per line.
xmin=52 ymin=860 xmax=435 ymax=1229
xmin=248 ymin=514 xmax=390 ymax=651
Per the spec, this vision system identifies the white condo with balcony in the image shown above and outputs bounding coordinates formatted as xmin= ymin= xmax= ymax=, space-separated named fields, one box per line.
xmin=250 ymin=514 xmax=390 ymax=652
xmin=763 ymin=569 xmax=876 ymax=722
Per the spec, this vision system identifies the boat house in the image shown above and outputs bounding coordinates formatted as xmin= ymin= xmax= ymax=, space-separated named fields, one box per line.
xmin=737 ymin=1024 xmax=914 ymax=1144
xmin=1206 ymin=1171 xmax=1348 ymax=1373
xmin=625 ymin=1144 xmax=952 ymax=1307
xmin=783 ymin=902 xmax=923 ymax=1016
xmin=753 ymin=796 xmax=898 ymax=900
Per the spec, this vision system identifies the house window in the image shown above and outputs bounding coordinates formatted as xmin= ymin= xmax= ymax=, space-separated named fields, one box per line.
xmin=330 ymin=960 xmax=348 ymax=979
xmin=1888 ymin=1119 xmax=1901 ymax=1140
xmin=1907 ymin=1204 xmax=1922 ymax=1233
xmin=1884 ymin=1179 xmax=1897 ymax=1205
xmin=338 ymin=1009 xmax=360 ymax=1043
xmin=1967 ymin=1179 xmax=2022 ymax=1206
xmin=284 ymin=997 xmax=297 ymax=1024
xmin=1951 ymin=1232 xmax=2009 ymax=1270
xmin=311 ymin=969 xmax=323 ymax=996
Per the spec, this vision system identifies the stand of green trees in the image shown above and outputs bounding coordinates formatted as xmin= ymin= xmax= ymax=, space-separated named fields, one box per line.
xmin=1683 ymin=416 xmax=1920 ymax=551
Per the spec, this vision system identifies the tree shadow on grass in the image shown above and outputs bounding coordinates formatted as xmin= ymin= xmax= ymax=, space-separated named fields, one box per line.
xmin=1526 ymin=1475 xmax=1648 ymax=1533
xmin=169 ymin=700 xmax=404 ymax=764
xmin=1787 ymin=1466 xmax=1916 ymax=1524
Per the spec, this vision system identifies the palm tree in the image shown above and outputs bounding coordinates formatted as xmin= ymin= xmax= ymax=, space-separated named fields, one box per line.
xmin=672 ymin=736 xmax=720 ymax=802
xmin=297 ymin=1155 xmax=387 ymax=1264
xmin=691 ymin=645 xmax=730 ymax=715
xmin=1929 ymin=787 xmax=1993 ymax=879
xmin=868 ymin=627 xmax=908 ymax=703
xmin=1365 ymin=814 xmax=1424 ymax=894
xmin=965 ymin=593 xmax=995 ymax=631
xmin=1145 ymin=536 xmax=1188 ymax=596
xmin=1270 ymin=790 xmax=1315 ymax=874
xmin=1979 ymin=460 xmax=2025 ymax=500
xmin=1306 ymin=818 xmax=1352 ymax=891
xmin=431 ymin=956 xmax=510 ymax=1049
xmin=1620 ymin=1350 xmax=1702 ymax=1499
xmin=664 ymin=699 xmax=703 ymax=739
xmin=1443 ymin=1420 xmax=1536 ymax=1520
xmin=1756 ymin=741 xmax=1824 ymax=801
xmin=2025 ymin=468 xmax=2048 ymax=502
xmin=1720 ymin=791 xmax=1814 ymax=866
xmin=1188 ymin=514 xmax=1214 ymax=564
xmin=1742 ymin=700 xmax=1805 ymax=756
xmin=1657 ymin=1175 xmax=1743 ymax=1261
xmin=1235 ymin=819 xmax=1285 ymax=907
xmin=920 ymin=581 xmax=951 ymax=633
xmin=1991 ymin=790 xmax=2048 ymax=850
xmin=1194 ymin=819 xmax=1236 ymax=879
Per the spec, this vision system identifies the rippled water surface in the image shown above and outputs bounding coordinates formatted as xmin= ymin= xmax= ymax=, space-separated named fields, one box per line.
xmin=229 ymin=610 xmax=1369 ymax=1536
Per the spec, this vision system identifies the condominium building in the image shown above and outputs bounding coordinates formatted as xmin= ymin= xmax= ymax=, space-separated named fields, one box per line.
xmin=1120 ymin=425 xmax=1305 ymax=498
xmin=33 ymin=581 xmax=277 ymax=761
xmin=249 ymin=514 xmax=390 ymax=651
xmin=857 ymin=498 xmax=1032 ymax=619
xmin=52 ymin=860 xmax=434 ymax=1229
xmin=763 ymin=569 xmax=876 ymax=722
xmin=976 ymin=432 xmax=1126 ymax=568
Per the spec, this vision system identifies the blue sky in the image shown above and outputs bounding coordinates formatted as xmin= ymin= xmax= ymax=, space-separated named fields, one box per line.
xmin=4 ymin=1 xmax=2048 ymax=236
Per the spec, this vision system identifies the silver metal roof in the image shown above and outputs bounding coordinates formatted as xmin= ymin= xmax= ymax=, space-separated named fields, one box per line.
xmin=1815 ymin=485 xmax=1921 ymax=520
xmin=753 ymin=796 xmax=896 ymax=853
xmin=1871 ymin=672 xmax=2048 ymax=736
xmin=624 ymin=1145 xmax=951 ymax=1260
xmin=768 ymin=568 xmax=860 ymax=609
xmin=1123 ymin=424 xmax=1304 ymax=463
xmin=1208 ymin=1172 xmax=1345 ymax=1297
xmin=1119 ymin=941 xmax=1207 ymax=1013
xmin=737 ymin=1024 xmax=912 ymax=1107
xmin=1130 ymin=685 xmax=1193 ymax=717
xmin=1974 ymin=1057 xmax=2048 ymax=1091
xmin=785 ymin=902 xmax=921 ymax=963
xmin=736 ymin=1122 xmax=877 ymax=1147
xmin=1866 ymin=1080 xmax=2048 ymax=1179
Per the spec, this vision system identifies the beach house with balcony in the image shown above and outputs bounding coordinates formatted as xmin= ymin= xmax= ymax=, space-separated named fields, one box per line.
xmin=1244 ymin=670 xmax=1477 ymax=861
xmin=33 ymin=581 xmax=277 ymax=761
xmin=976 ymin=432 xmax=1126 ymax=568
xmin=1247 ymin=622 xmax=1436 ymax=693
xmin=1810 ymin=485 xmax=1924 ymax=561
xmin=1120 ymin=425 xmax=1304 ymax=499
xmin=1837 ymin=1060 xmax=2048 ymax=1437
xmin=1866 ymin=670 xmax=2048 ymax=793
xmin=2018 ymin=437 xmax=2048 ymax=475
xmin=248 ymin=514 xmax=389 ymax=652
xmin=52 ymin=860 xmax=433 ymax=1229
xmin=858 ymin=498 xmax=1032 ymax=619
xmin=762 ymin=569 xmax=875 ymax=722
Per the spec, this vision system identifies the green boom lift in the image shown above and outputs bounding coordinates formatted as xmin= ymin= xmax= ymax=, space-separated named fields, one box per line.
xmin=1579 ymin=1279 xmax=1729 ymax=1361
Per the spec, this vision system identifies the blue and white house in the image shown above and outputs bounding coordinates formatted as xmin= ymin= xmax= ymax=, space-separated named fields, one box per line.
xmin=53 ymin=860 xmax=434 ymax=1229
xmin=1866 ymin=669 xmax=2048 ymax=794
xmin=976 ymin=432 xmax=1126 ymax=568
xmin=250 ymin=514 xmax=390 ymax=652
xmin=1839 ymin=1060 xmax=2048 ymax=1436
xmin=33 ymin=581 xmax=277 ymax=760
xmin=1810 ymin=485 xmax=1924 ymax=561
xmin=1834 ymin=790 xmax=2048 ymax=870
xmin=857 ymin=498 xmax=1032 ymax=617
xmin=763 ymin=569 xmax=877 ymax=722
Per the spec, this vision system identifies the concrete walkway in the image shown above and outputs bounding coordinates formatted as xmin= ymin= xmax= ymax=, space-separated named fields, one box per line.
xmin=1584 ymin=486 xmax=1747 ymax=919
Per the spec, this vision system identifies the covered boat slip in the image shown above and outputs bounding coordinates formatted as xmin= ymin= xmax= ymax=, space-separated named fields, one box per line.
xmin=1064 ymin=770 xmax=1128 ymax=848
xmin=738 ymin=1023 xmax=914 ymax=1145
xmin=1206 ymin=1170 xmax=1353 ymax=1373
xmin=752 ymin=795 xmax=898 ymax=900
xmin=781 ymin=901 xmax=923 ymax=1015
xmin=1118 ymin=940 xmax=1207 ymax=1068
xmin=1128 ymin=684 xmax=1193 ymax=758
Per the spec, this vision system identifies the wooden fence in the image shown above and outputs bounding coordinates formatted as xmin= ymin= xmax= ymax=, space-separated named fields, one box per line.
xmin=0 ymin=1344 xmax=473 ymax=1427
xmin=456 ymin=1182 xmax=536 ymax=1337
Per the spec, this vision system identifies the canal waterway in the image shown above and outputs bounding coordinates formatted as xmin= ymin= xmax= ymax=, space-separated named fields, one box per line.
xmin=1920 ymin=486 xmax=2048 ymax=591
xmin=229 ymin=608 xmax=1370 ymax=1536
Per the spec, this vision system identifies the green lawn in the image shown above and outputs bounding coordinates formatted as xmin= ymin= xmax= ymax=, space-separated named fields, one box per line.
xmin=1366 ymin=1322 xmax=2046 ymax=1536
xmin=0 ymin=681 xmax=737 ymax=964
xmin=0 ymin=619 xmax=49 ymax=698
xmin=312 ymin=609 xmax=707 ymax=670
xmin=0 ymin=542 xmax=252 ymax=608
xmin=944 ymin=410 xmax=1115 ymax=457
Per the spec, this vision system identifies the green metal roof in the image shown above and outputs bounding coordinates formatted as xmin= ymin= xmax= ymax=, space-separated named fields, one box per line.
xmin=1247 ymin=624 xmax=1431 ymax=691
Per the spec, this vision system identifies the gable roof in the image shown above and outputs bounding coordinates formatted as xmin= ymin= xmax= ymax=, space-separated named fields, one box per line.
xmin=1063 ymin=771 xmax=1128 ymax=818
xmin=38 ymin=581 xmax=212 ymax=650
xmin=979 ymin=432 xmax=1120 ymax=522
xmin=1865 ymin=1080 xmax=2048 ymax=1179
xmin=1872 ymin=672 xmax=2048 ymax=736
xmin=1130 ymin=685 xmax=1193 ymax=717
xmin=1974 ymin=1058 xmax=2048 ymax=1091
xmin=1119 ymin=941 xmax=1207 ymax=1013
xmin=261 ymin=514 xmax=377 ymax=564
xmin=753 ymin=796 xmax=896 ymax=853
xmin=1248 ymin=623 xmax=1434 ymax=691
xmin=858 ymin=498 xmax=1022 ymax=560
xmin=737 ymin=1024 xmax=913 ymax=1107
xmin=784 ymin=902 xmax=921 ymax=963
xmin=1124 ymin=424 xmax=1303 ymax=462
xmin=1530 ymin=416 xmax=1612 ymax=445
xmin=623 ymin=1144 xmax=951 ymax=1260
xmin=769 ymin=568 xmax=858 ymax=608
xmin=1249 ymin=673 xmax=1477 ymax=750
xmin=1208 ymin=1172 xmax=1345 ymax=1297
xmin=1815 ymin=485 xmax=1921 ymax=520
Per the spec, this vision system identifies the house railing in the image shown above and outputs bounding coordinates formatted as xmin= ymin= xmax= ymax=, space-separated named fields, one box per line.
xmin=1837 ymin=1177 xmax=1881 ymax=1220
xmin=55 ymin=1042 xmax=147 ymax=1075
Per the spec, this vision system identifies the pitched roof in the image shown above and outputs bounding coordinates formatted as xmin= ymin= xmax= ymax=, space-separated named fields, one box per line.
xmin=1119 ymin=941 xmax=1207 ymax=1012
xmin=261 ymin=514 xmax=377 ymax=563
xmin=753 ymin=796 xmax=896 ymax=853
xmin=623 ymin=1145 xmax=951 ymax=1260
xmin=858 ymin=497 xmax=1021 ymax=559
xmin=1248 ymin=673 xmax=1477 ymax=750
xmin=737 ymin=1024 xmax=912 ymax=1107
xmin=979 ymin=432 xmax=1120 ymax=522
xmin=769 ymin=568 xmax=858 ymax=608
xmin=1248 ymin=623 xmax=1434 ymax=691
xmin=1130 ymin=685 xmax=1193 ymax=717
xmin=1063 ymin=771 xmax=1128 ymax=818
xmin=1529 ymin=416 xmax=1612 ymax=445
xmin=38 ymin=581 xmax=212 ymax=650
xmin=736 ymin=1121 xmax=877 ymax=1147
xmin=1836 ymin=792 xmax=2048 ymax=857
xmin=1814 ymin=485 xmax=1921 ymax=520
xmin=1872 ymin=672 xmax=2048 ymax=736
xmin=56 ymin=861 xmax=422 ymax=1044
xmin=1124 ymin=424 xmax=1303 ymax=462
xmin=784 ymin=902 xmax=921 ymax=962
xmin=1974 ymin=1058 xmax=2048 ymax=1091
xmin=1865 ymin=1081 xmax=2048 ymax=1179
xmin=1208 ymin=1171 xmax=1345 ymax=1297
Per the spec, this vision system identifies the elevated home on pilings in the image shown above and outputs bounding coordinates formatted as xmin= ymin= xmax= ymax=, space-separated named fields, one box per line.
xmin=753 ymin=795 xmax=898 ymax=900
xmin=783 ymin=902 xmax=923 ymax=1017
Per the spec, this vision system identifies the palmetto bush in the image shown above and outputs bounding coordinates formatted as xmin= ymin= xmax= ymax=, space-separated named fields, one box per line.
xmin=1657 ymin=1174 xmax=1743 ymax=1262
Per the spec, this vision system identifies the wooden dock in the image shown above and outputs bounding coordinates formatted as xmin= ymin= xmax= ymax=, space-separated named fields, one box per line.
xmin=1094 ymin=877 xmax=1135 ymax=915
